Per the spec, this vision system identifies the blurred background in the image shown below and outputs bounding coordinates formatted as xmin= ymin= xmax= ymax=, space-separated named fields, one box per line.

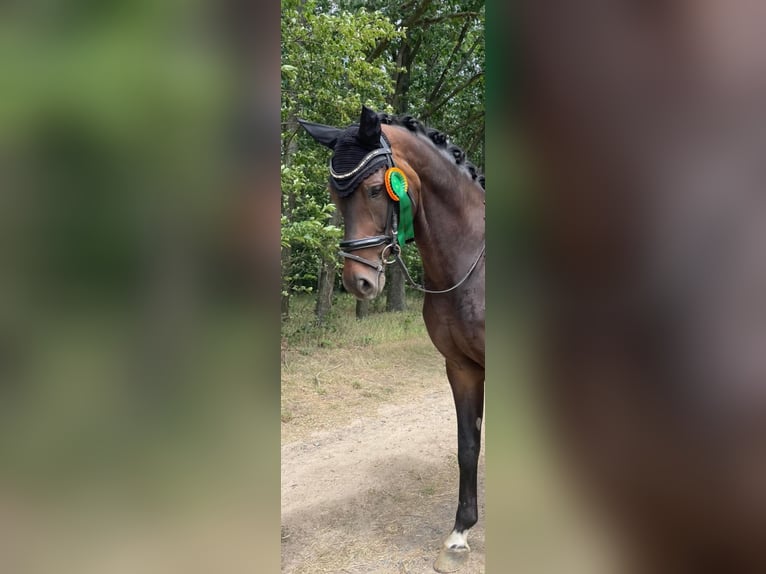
xmin=0 ymin=0 xmax=280 ymax=572
xmin=18 ymin=0 xmax=766 ymax=572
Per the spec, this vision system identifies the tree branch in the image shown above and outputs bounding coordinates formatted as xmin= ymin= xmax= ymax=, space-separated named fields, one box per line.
xmin=366 ymin=0 xmax=434 ymax=63
xmin=427 ymin=20 xmax=470 ymax=104
xmin=465 ymin=124 xmax=485 ymax=161
xmin=451 ymin=110 xmax=485 ymax=135
xmin=367 ymin=38 xmax=391 ymax=63
xmin=403 ymin=0 xmax=434 ymax=28
xmin=423 ymin=71 xmax=484 ymax=119
xmin=419 ymin=11 xmax=480 ymax=26
xmin=450 ymin=34 xmax=483 ymax=82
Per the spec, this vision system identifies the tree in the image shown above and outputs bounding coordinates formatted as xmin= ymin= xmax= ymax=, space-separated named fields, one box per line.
xmin=280 ymin=0 xmax=402 ymax=320
xmin=344 ymin=0 xmax=485 ymax=168
xmin=314 ymin=208 xmax=341 ymax=322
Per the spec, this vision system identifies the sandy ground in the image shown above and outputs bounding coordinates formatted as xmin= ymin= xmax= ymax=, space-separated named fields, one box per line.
xmin=281 ymin=383 xmax=485 ymax=574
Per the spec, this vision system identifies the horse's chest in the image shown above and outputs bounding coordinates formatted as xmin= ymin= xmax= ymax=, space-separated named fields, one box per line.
xmin=424 ymin=293 xmax=485 ymax=366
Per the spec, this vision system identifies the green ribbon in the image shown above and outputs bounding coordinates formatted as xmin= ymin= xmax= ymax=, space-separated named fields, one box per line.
xmin=397 ymin=191 xmax=415 ymax=245
xmin=388 ymin=169 xmax=415 ymax=245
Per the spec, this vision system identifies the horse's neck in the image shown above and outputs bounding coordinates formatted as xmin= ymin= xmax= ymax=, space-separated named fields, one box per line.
xmin=413 ymin=173 xmax=485 ymax=288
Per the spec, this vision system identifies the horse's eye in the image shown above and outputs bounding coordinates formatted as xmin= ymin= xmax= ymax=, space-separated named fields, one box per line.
xmin=368 ymin=185 xmax=383 ymax=198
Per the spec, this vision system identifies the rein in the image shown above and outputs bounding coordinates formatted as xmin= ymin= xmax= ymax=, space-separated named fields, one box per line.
xmin=396 ymin=242 xmax=485 ymax=294
xmin=337 ymin=136 xmax=485 ymax=295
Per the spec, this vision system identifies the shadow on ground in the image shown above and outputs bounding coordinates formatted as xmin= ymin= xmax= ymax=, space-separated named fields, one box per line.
xmin=282 ymin=452 xmax=485 ymax=574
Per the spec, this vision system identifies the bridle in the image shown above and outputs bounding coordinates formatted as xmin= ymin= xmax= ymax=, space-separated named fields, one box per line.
xmin=334 ymin=134 xmax=401 ymax=271
xmin=333 ymin=134 xmax=485 ymax=295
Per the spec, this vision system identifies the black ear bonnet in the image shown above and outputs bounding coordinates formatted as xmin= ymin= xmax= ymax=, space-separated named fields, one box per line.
xmin=298 ymin=106 xmax=393 ymax=197
xmin=327 ymin=126 xmax=392 ymax=196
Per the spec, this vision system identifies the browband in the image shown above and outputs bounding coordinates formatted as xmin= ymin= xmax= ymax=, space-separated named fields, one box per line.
xmin=329 ymin=147 xmax=392 ymax=179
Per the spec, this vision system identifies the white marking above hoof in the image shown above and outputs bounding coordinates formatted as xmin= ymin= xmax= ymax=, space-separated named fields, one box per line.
xmin=476 ymin=417 xmax=482 ymax=431
xmin=443 ymin=529 xmax=470 ymax=551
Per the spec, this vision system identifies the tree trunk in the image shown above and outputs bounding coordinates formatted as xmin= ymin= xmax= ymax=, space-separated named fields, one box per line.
xmin=356 ymin=299 xmax=370 ymax=319
xmin=385 ymin=22 xmax=419 ymax=315
xmin=386 ymin=263 xmax=406 ymax=311
xmin=281 ymin=244 xmax=291 ymax=321
xmin=315 ymin=210 xmax=340 ymax=322
xmin=314 ymin=261 xmax=334 ymax=323
xmin=281 ymin=116 xmax=299 ymax=322
xmin=392 ymin=41 xmax=412 ymax=112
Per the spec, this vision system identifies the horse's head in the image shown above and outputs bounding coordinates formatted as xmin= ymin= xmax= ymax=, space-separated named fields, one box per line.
xmin=299 ymin=105 xmax=417 ymax=300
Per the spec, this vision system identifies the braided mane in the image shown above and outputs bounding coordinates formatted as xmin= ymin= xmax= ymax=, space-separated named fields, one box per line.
xmin=377 ymin=112 xmax=485 ymax=190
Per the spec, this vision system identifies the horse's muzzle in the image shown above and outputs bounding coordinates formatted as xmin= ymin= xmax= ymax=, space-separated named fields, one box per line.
xmin=342 ymin=259 xmax=386 ymax=300
xmin=339 ymin=237 xmax=391 ymax=300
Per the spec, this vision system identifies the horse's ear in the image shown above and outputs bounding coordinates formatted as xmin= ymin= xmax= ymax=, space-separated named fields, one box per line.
xmin=358 ymin=105 xmax=381 ymax=147
xmin=298 ymin=119 xmax=342 ymax=150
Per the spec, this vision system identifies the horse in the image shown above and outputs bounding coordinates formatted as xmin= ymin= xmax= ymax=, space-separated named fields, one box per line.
xmin=299 ymin=105 xmax=485 ymax=572
xmin=521 ymin=2 xmax=766 ymax=572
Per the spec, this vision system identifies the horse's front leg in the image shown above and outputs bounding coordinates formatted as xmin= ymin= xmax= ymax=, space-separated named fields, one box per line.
xmin=434 ymin=359 xmax=485 ymax=573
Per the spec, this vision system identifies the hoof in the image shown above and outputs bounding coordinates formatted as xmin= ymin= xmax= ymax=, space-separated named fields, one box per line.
xmin=433 ymin=546 xmax=470 ymax=573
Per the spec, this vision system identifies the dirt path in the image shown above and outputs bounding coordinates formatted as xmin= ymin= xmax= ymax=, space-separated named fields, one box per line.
xmin=281 ymin=384 xmax=485 ymax=574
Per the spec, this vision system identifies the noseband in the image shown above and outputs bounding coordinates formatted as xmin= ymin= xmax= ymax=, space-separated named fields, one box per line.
xmin=336 ymin=135 xmax=404 ymax=273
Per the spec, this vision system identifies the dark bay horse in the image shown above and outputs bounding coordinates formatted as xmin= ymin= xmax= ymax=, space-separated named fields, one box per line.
xmin=522 ymin=2 xmax=766 ymax=572
xmin=300 ymin=105 xmax=485 ymax=572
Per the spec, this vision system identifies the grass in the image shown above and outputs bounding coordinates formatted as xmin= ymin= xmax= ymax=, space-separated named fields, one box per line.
xmin=280 ymin=292 xmax=447 ymax=444
xmin=281 ymin=291 xmax=428 ymax=351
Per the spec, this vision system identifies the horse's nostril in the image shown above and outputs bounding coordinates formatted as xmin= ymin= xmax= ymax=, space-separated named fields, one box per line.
xmin=356 ymin=277 xmax=374 ymax=295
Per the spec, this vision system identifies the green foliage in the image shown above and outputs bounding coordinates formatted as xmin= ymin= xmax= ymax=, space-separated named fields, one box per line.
xmin=398 ymin=243 xmax=424 ymax=285
xmin=281 ymin=0 xmax=402 ymax=121
xmin=281 ymin=0 xmax=403 ymax=300
xmin=408 ymin=2 xmax=486 ymax=167
xmin=341 ymin=0 xmax=486 ymax=168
